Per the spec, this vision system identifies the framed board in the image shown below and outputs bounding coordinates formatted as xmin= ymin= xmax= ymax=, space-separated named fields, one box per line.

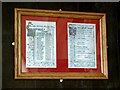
xmin=14 ymin=8 xmax=108 ymax=79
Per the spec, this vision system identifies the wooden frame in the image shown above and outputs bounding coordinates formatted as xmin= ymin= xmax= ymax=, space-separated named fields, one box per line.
xmin=14 ymin=8 xmax=108 ymax=79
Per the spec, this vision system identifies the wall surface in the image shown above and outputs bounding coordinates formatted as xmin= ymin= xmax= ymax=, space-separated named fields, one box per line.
xmin=2 ymin=2 xmax=120 ymax=88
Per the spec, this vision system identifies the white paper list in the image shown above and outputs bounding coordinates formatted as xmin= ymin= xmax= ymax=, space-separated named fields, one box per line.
xmin=68 ymin=23 xmax=97 ymax=68
xmin=26 ymin=20 xmax=56 ymax=68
